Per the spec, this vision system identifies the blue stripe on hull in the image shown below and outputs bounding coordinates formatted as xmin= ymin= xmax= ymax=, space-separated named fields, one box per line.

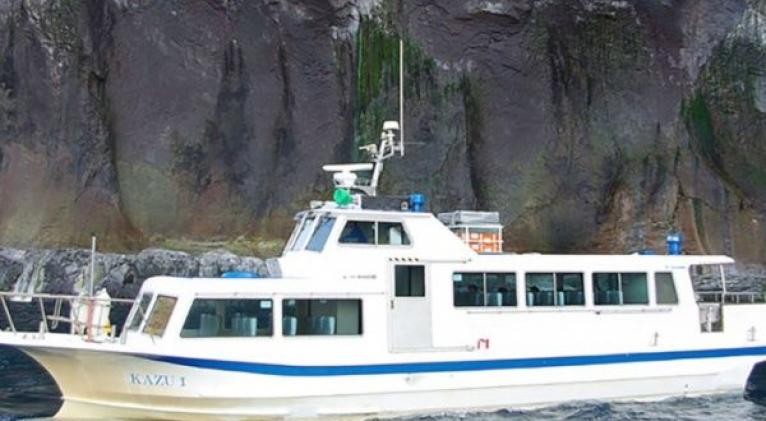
xmin=142 ymin=345 xmax=766 ymax=377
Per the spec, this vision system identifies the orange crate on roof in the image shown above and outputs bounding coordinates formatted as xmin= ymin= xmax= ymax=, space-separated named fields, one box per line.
xmin=438 ymin=211 xmax=504 ymax=254
xmin=437 ymin=211 xmax=503 ymax=253
xmin=480 ymin=232 xmax=499 ymax=243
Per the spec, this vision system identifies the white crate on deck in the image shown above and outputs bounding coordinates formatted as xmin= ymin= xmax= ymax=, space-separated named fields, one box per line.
xmin=437 ymin=211 xmax=500 ymax=226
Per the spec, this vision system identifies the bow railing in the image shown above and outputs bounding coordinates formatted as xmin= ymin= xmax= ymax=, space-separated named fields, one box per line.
xmin=0 ymin=291 xmax=135 ymax=341
xmin=696 ymin=291 xmax=765 ymax=304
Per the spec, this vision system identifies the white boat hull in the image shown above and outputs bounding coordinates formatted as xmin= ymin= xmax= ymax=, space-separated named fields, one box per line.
xmin=10 ymin=337 xmax=764 ymax=419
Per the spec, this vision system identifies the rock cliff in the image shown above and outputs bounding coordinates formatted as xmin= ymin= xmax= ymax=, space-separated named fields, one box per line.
xmin=0 ymin=247 xmax=264 ymax=329
xmin=0 ymin=0 xmax=764 ymax=264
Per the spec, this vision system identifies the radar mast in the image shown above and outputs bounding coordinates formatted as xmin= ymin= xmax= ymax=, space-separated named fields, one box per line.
xmin=323 ymin=39 xmax=405 ymax=200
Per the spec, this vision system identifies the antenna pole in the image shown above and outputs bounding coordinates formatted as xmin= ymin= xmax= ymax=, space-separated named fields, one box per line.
xmin=399 ymin=38 xmax=404 ymax=156
xmin=85 ymin=234 xmax=96 ymax=341
xmin=89 ymin=235 xmax=96 ymax=297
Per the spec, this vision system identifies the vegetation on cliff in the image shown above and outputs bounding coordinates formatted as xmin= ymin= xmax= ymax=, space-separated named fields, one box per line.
xmin=0 ymin=0 xmax=763 ymax=266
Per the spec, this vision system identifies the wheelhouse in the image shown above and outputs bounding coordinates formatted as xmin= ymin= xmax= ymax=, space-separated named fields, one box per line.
xmin=284 ymin=210 xmax=415 ymax=254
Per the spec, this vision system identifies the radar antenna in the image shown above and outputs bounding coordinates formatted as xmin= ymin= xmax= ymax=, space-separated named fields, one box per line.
xmin=322 ymin=120 xmax=402 ymax=197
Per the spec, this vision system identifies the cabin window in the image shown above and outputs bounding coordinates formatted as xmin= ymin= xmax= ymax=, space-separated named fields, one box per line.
xmin=395 ymin=265 xmax=425 ymax=297
xmin=339 ymin=221 xmax=375 ymax=244
xmin=621 ymin=273 xmax=648 ymax=304
xmin=181 ymin=299 xmax=273 ymax=338
xmin=453 ymin=272 xmax=516 ymax=307
xmin=128 ymin=293 xmax=153 ymax=331
xmin=142 ymin=295 xmax=177 ymax=337
xmin=526 ymin=273 xmax=584 ymax=306
xmin=306 ymin=216 xmax=336 ymax=252
xmin=593 ymin=273 xmax=621 ymax=304
xmin=593 ymin=272 xmax=648 ymax=305
xmin=487 ymin=273 xmax=518 ymax=306
xmin=282 ymin=299 xmax=362 ymax=336
xmin=556 ymin=273 xmax=585 ymax=305
xmin=339 ymin=221 xmax=410 ymax=245
xmin=378 ymin=222 xmax=410 ymax=245
xmin=453 ymin=273 xmax=484 ymax=306
xmin=291 ymin=216 xmax=316 ymax=250
xmin=526 ymin=273 xmax=554 ymax=306
xmin=655 ymin=272 xmax=678 ymax=305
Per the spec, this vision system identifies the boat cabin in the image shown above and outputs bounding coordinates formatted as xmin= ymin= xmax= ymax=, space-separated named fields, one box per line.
xmin=118 ymin=203 xmax=761 ymax=359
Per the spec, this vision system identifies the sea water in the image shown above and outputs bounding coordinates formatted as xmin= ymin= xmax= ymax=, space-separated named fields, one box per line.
xmin=2 ymin=346 xmax=766 ymax=420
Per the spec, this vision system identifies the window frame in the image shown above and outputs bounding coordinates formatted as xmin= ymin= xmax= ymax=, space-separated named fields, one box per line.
xmin=592 ymin=272 xmax=649 ymax=306
xmin=142 ymin=295 xmax=178 ymax=337
xmin=305 ymin=215 xmax=337 ymax=252
xmin=394 ymin=265 xmax=426 ymax=298
xmin=281 ymin=298 xmax=363 ymax=337
xmin=453 ymin=272 xmax=517 ymax=308
xmin=290 ymin=214 xmax=319 ymax=251
xmin=338 ymin=219 xmax=413 ymax=247
xmin=284 ymin=212 xmax=308 ymax=252
xmin=525 ymin=272 xmax=585 ymax=307
xmin=377 ymin=221 xmax=411 ymax=246
xmin=338 ymin=220 xmax=376 ymax=245
xmin=654 ymin=271 xmax=679 ymax=305
xmin=620 ymin=272 xmax=649 ymax=305
xmin=555 ymin=273 xmax=586 ymax=306
xmin=180 ymin=297 xmax=275 ymax=339
xmin=127 ymin=293 xmax=154 ymax=332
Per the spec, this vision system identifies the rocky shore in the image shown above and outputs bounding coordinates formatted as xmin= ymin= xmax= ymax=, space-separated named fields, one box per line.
xmin=0 ymin=247 xmax=264 ymax=331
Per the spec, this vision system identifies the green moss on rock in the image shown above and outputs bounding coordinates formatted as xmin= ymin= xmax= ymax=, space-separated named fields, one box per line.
xmin=684 ymin=35 xmax=766 ymax=198
xmin=353 ymin=16 xmax=438 ymax=158
xmin=683 ymin=94 xmax=720 ymax=169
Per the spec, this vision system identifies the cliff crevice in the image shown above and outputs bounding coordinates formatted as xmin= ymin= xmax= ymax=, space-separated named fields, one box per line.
xmin=0 ymin=0 xmax=764 ymax=264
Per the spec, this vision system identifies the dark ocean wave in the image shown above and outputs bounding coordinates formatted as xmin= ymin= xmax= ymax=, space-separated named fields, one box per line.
xmin=376 ymin=394 xmax=766 ymax=420
xmin=0 ymin=346 xmax=60 ymax=420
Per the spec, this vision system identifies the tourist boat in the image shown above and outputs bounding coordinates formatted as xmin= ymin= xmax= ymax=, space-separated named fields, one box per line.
xmin=2 ymin=121 xmax=766 ymax=419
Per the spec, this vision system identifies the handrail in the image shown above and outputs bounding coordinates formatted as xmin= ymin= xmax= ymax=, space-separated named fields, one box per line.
xmin=0 ymin=291 xmax=134 ymax=304
xmin=0 ymin=295 xmax=15 ymax=332
xmin=0 ymin=292 xmax=136 ymax=338
xmin=696 ymin=291 xmax=764 ymax=304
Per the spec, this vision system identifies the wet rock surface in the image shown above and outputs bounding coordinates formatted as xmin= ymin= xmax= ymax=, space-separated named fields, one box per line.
xmin=694 ymin=264 xmax=766 ymax=293
xmin=0 ymin=0 xmax=763 ymax=267
xmin=0 ymin=247 xmax=264 ymax=331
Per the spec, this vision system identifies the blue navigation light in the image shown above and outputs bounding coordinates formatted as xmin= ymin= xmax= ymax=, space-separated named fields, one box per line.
xmin=666 ymin=232 xmax=683 ymax=255
xmin=222 ymin=272 xmax=262 ymax=279
xmin=409 ymin=193 xmax=426 ymax=212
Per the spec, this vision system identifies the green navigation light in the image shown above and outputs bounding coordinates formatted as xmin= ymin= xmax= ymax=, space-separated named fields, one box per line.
xmin=334 ymin=188 xmax=353 ymax=206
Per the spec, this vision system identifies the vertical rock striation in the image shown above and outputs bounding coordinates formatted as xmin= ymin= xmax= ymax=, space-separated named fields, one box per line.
xmin=0 ymin=0 xmax=763 ymax=266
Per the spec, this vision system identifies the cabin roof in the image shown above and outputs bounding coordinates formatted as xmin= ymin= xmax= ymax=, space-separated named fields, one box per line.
xmin=473 ymin=253 xmax=733 ymax=264
xmin=141 ymin=254 xmax=732 ymax=297
xmin=141 ymin=276 xmax=385 ymax=295
xmin=468 ymin=253 xmax=733 ymax=271
xmin=305 ymin=206 xmax=434 ymax=219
